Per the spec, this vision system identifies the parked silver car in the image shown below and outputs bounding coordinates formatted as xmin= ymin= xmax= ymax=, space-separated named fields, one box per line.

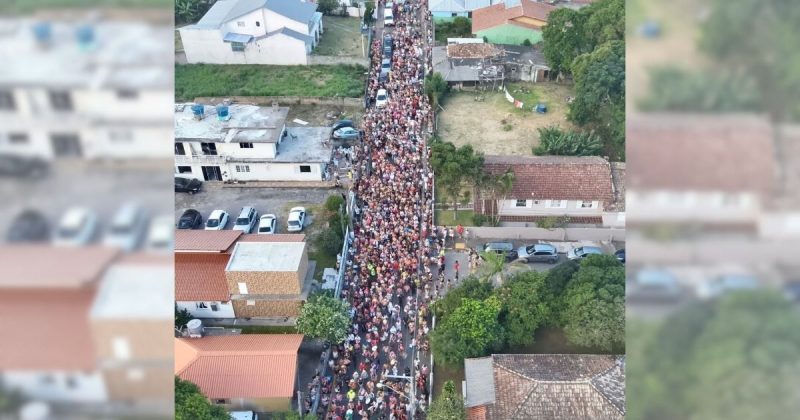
xmin=233 ymin=207 xmax=259 ymax=233
xmin=567 ymin=245 xmax=604 ymax=260
xmin=516 ymin=243 xmax=559 ymax=263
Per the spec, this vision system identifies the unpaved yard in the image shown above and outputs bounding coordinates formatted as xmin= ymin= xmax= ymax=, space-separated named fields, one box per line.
xmin=438 ymin=82 xmax=575 ymax=156
xmin=285 ymin=103 xmax=364 ymax=127
xmin=314 ymin=16 xmax=365 ymax=57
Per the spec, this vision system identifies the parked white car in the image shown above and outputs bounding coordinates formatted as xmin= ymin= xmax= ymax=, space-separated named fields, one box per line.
xmin=384 ymin=8 xmax=394 ymax=26
xmin=205 ymin=210 xmax=229 ymax=230
xmin=258 ymin=214 xmax=277 ymax=234
xmin=287 ymin=207 xmax=306 ymax=232
xmin=376 ymin=89 xmax=389 ymax=107
xmin=233 ymin=207 xmax=259 ymax=233
xmin=103 ymin=203 xmax=147 ymax=251
xmin=566 ymin=245 xmax=604 ymax=260
xmin=53 ymin=207 xmax=97 ymax=247
xmin=145 ymin=215 xmax=174 ymax=252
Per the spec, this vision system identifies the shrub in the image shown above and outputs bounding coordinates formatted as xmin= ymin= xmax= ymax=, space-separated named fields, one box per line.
xmin=315 ymin=228 xmax=344 ymax=257
xmin=472 ymin=214 xmax=487 ymax=226
xmin=533 ymin=126 xmax=603 ymax=156
xmin=325 ymin=194 xmax=345 ymax=213
xmin=522 ymin=38 xmax=532 ymax=46
xmin=536 ymin=216 xmax=568 ymax=229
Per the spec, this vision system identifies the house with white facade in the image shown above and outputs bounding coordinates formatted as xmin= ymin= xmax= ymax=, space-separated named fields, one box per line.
xmin=179 ymin=0 xmax=323 ymax=65
xmin=175 ymin=103 xmax=331 ymax=182
xmin=0 ymin=20 xmax=172 ymax=160
xmin=473 ymin=155 xmax=621 ymax=225
xmin=429 ymin=0 xmax=495 ymax=20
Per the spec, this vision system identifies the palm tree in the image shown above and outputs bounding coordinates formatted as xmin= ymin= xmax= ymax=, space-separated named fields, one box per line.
xmin=479 ymin=251 xmax=507 ymax=285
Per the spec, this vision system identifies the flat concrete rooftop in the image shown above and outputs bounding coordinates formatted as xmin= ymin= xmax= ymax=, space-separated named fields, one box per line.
xmin=276 ymin=126 xmax=333 ymax=163
xmin=226 ymin=241 xmax=305 ymax=272
xmin=175 ymin=103 xmax=289 ymax=143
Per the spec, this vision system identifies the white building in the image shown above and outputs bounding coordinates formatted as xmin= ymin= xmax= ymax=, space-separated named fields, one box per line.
xmin=0 ymin=19 xmax=172 ymax=160
xmin=179 ymin=0 xmax=323 ymax=65
xmin=174 ymin=103 xmax=331 ymax=182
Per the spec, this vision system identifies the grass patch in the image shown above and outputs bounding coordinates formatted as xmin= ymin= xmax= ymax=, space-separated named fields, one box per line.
xmin=314 ymin=16 xmax=363 ymax=57
xmin=240 ymin=325 xmax=299 ymax=334
xmin=435 ymin=209 xmax=475 ymax=226
xmin=175 ymin=64 xmax=367 ymax=101
xmin=505 ymin=82 xmax=542 ymax=113
xmin=309 ymin=248 xmax=337 ymax=279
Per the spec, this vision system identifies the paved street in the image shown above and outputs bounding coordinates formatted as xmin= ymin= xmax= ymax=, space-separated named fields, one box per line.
xmin=175 ymin=183 xmax=338 ymax=233
xmin=0 ymin=160 xmax=173 ymax=244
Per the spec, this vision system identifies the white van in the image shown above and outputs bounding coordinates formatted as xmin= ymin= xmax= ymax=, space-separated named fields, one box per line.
xmin=384 ymin=8 xmax=394 ymax=26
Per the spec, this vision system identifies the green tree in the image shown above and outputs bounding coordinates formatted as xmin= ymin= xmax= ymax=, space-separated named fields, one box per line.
xmin=324 ymin=194 xmax=345 ymax=213
xmin=699 ymin=0 xmax=800 ymax=120
xmin=175 ymin=306 xmax=193 ymax=330
xmin=478 ymin=167 xmax=515 ymax=226
xmin=425 ymin=72 xmax=449 ymax=109
xmin=431 ymin=296 xmax=505 ymax=367
xmin=364 ymin=3 xmax=375 ymax=25
xmin=433 ymin=277 xmax=494 ymax=320
xmin=478 ymin=251 xmax=506 ymax=284
xmin=296 ymin=294 xmax=350 ymax=344
xmin=496 ymin=271 xmax=553 ymax=347
xmin=583 ymin=0 xmax=624 ymax=46
xmin=428 ymin=380 xmax=467 ymax=420
xmin=430 ymin=140 xmax=484 ymax=220
xmin=543 ymin=259 xmax=579 ymax=296
xmin=569 ymin=40 xmax=625 ymax=160
xmin=533 ymin=126 xmax=603 ymax=156
xmin=175 ymin=0 xmax=211 ymax=24
xmin=175 ymin=377 xmax=229 ymax=420
xmin=315 ymin=228 xmax=344 ymax=257
xmin=561 ymin=255 xmax=624 ymax=350
xmin=317 ymin=0 xmax=340 ymax=15
xmin=541 ymin=7 xmax=589 ymax=76
xmin=451 ymin=17 xmax=472 ymax=37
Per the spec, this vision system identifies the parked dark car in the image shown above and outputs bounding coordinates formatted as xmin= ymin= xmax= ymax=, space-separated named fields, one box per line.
xmin=331 ymin=120 xmax=354 ymax=132
xmin=482 ymin=242 xmax=518 ymax=262
xmin=383 ymin=35 xmax=393 ymax=57
xmin=614 ymin=248 xmax=625 ymax=264
xmin=6 ymin=209 xmax=50 ymax=242
xmin=177 ymin=209 xmax=203 ymax=229
xmin=0 ymin=153 xmax=49 ymax=178
xmin=333 ymin=127 xmax=361 ymax=141
xmin=175 ymin=176 xmax=202 ymax=194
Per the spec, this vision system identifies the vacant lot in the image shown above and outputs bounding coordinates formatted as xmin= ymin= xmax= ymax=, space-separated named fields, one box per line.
xmin=175 ymin=64 xmax=367 ymax=101
xmin=314 ymin=16 xmax=364 ymax=57
xmin=286 ymin=103 xmax=364 ymax=127
xmin=438 ymin=82 xmax=575 ymax=156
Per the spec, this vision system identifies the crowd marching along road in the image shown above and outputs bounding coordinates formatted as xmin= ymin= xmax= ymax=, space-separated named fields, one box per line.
xmin=302 ymin=1 xmax=436 ymax=419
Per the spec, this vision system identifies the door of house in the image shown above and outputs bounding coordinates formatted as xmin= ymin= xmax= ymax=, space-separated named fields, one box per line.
xmin=201 ymin=166 xmax=222 ymax=181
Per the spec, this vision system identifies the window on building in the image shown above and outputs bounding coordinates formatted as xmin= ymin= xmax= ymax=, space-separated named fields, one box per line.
xmin=579 ymin=201 xmax=596 ymax=209
xmin=210 ymin=303 xmax=219 ymax=311
xmin=215 ymin=399 xmax=229 ymax=404
xmin=239 ymin=142 xmax=253 ymax=148
xmin=246 ymin=300 xmax=255 ymax=306
xmin=112 ymin=337 xmax=131 ymax=361
xmin=300 ymin=165 xmax=311 ymax=173
xmin=547 ymin=200 xmax=566 ymax=209
xmin=238 ymin=282 xmax=248 ymax=294
xmin=235 ymin=165 xmax=250 ymax=173
xmin=231 ymin=42 xmax=245 ymax=51
xmin=515 ymin=199 xmax=527 ymax=208
xmin=175 ymin=143 xmax=186 ymax=155
xmin=0 ymin=90 xmax=15 ymax=110
xmin=109 ymin=130 xmax=133 ymax=143
xmin=127 ymin=368 xmax=145 ymax=382
xmin=65 ymin=376 xmax=77 ymax=389
xmin=196 ymin=302 xmax=208 ymax=309
xmin=8 ymin=133 xmax=29 ymax=144
xmin=48 ymin=90 xmax=73 ymax=111
xmin=451 ymin=12 xmax=457 ymax=17
xmin=200 ymin=142 xmax=217 ymax=155
xmin=177 ymin=166 xmax=192 ymax=174
xmin=115 ymin=89 xmax=139 ymax=100
xmin=255 ymin=21 xmax=261 ymax=27
xmin=237 ymin=21 xmax=245 ymax=27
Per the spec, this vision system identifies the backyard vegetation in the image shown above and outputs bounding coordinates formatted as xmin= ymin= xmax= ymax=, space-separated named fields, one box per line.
xmin=313 ymin=16 xmax=364 ymax=57
xmin=175 ymin=64 xmax=367 ymax=101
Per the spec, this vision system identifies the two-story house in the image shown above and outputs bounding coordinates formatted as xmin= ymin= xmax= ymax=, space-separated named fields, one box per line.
xmin=473 ymin=155 xmax=617 ymax=225
xmin=0 ymin=20 xmax=172 ymax=160
xmin=174 ymin=103 xmax=331 ymax=182
xmin=179 ymin=0 xmax=323 ymax=65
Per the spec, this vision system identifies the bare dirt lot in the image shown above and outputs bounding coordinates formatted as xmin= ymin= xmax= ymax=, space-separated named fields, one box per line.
xmin=285 ymin=103 xmax=364 ymax=127
xmin=437 ymin=82 xmax=575 ymax=156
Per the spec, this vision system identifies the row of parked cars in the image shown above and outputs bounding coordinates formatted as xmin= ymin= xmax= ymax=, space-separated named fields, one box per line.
xmin=482 ymin=241 xmax=625 ymax=264
xmin=5 ymin=205 xmax=173 ymax=251
xmin=177 ymin=206 xmax=307 ymax=234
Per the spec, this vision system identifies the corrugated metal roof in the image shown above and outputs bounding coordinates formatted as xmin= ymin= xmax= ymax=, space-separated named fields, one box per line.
xmin=266 ymin=0 xmax=318 ymax=24
xmin=223 ymin=32 xmax=254 ymax=43
xmin=194 ymin=0 xmax=240 ymax=28
xmin=192 ymin=0 xmax=317 ymax=29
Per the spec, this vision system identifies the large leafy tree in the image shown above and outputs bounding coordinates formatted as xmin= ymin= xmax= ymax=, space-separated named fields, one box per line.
xmin=296 ymin=294 xmax=351 ymax=344
xmin=699 ymin=0 xmax=800 ymax=121
xmin=430 ymin=140 xmax=484 ymax=219
xmin=561 ymin=255 xmax=624 ymax=350
xmin=424 ymin=73 xmax=448 ymax=109
xmin=628 ymin=291 xmax=800 ymax=420
xmin=496 ymin=271 xmax=553 ymax=347
xmin=433 ymin=277 xmax=494 ymax=320
xmin=431 ymin=296 xmax=505 ymax=367
xmin=428 ymin=380 xmax=467 ymax=420
xmin=175 ymin=377 xmax=229 ymax=420
xmin=175 ymin=0 xmax=211 ymax=24
xmin=541 ymin=7 xmax=589 ymax=76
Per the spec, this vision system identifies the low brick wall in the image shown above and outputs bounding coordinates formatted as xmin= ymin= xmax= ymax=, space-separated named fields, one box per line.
xmin=193 ymin=95 xmax=364 ymax=107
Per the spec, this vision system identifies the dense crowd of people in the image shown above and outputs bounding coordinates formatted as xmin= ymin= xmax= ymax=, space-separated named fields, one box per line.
xmin=311 ymin=1 xmax=436 ymax=419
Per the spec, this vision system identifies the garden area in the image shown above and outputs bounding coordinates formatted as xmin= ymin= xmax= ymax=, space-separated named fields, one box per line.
xmin=175 ymin=64 xmax=367 ymax=101
xmin=313 ymin=16 xmax=364 ymax=57
xmin=433 ymin=17 xmax=473 ymax=45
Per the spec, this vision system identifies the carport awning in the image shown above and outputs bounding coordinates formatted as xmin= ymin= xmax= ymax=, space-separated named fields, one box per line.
xmin=223 ymin=32 xmax=253 ymax=43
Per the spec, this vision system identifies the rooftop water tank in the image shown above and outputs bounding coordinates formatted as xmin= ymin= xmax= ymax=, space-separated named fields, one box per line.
xmin=187 ymin=319 xmax=203 ymax=338
xmin=191 ymin=104 xmax=205 ymax=120
xmin=32 ymin=22 xmax=52 ymax=45
xmin=216 ymin=104 xmax=230 ymax=121
xmin=76 ymin=24 xmax=95 ymax=49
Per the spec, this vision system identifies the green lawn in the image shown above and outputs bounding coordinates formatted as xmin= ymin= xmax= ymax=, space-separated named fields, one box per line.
xmin=175 ymin=64 xmax=367 ymax=101
xmin=435 ymin=209 xmax=475 ymax=226
xmin=309 ymin=248 xmax=337 ymax=280
xmin=240 ymin=325 xmax=299 ymax=334
xmin=314 ymin=16 xmax=364 ymax=57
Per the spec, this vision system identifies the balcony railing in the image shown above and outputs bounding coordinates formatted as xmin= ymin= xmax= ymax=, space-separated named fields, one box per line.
xmin=174 ymin=154 xmax=227 ymax=165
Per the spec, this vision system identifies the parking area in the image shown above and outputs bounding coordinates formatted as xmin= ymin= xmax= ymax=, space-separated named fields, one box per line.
xmin=174 ymin=183 xmax=336 ymax=234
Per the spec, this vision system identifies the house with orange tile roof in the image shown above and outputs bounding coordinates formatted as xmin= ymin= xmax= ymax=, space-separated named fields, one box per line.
xmin=471 ymin=0 xmax=556 ymax=45
xmin=0 ymin=245 xmax=119 ymax=403
xmin=174 ymin=231 xmax=308 ymax=320
xmin=174 ymin=334 xmax=304 ymax=412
